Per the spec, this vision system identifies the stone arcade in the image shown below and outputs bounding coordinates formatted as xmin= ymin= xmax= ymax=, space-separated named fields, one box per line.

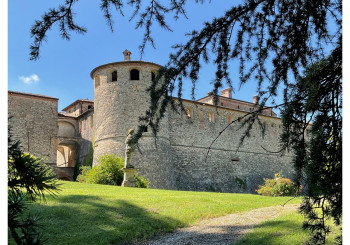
xmin=8 ymin=50 xmax=294 ymax=192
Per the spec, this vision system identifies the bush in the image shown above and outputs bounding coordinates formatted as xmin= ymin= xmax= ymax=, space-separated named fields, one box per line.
xmin=77 ymin=154 xmax=124 ymax=185
xmin=255 ymin=171 xmax=301 ymax=197
xmin=76 ymin=166 xmax=92 ymax=183
xmin=77 ymin=154 xmax=150 ymax=188
xmin=134 ymin=174 xmax=150 ymax=188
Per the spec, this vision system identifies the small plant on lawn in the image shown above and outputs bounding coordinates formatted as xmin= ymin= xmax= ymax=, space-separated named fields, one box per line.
xmin=134 ymin=174 xmax=150 ymax=188
xmin=77 ymin=154 xmax=124 ymax=185
xmin=255 ymin=171 xmax=301 ymax=197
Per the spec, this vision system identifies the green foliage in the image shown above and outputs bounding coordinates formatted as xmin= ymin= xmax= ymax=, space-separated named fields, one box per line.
xmin=77 ymin=154 xmax=124 ymax=186
xmin=280 ymin=45 xmax=342 ymax=244
xmin=134 ymin=174 xmax=150 ymax=188
xmin=256 ymin=172 xmax=301 ymax=197
xmin=8 ymin=126 xmax=59 ymax=245
xmin=74 ymin=138 xmax=95 ymax=181
xmin=76 ymin=166 xmax=92 ymax=183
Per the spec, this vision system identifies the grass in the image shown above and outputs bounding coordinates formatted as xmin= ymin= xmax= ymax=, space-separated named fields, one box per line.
xmin=235 ymin=211 xmax=341 ymax=245
xmin=14 ymin=181 xmax=301 ymax=245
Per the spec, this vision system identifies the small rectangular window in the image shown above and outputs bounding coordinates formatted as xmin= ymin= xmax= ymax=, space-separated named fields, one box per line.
xmin=209 ymin=112 xmax=214 ymax=123
xmin=94 ymin=75 xmax=100 ymax=88
xmin=228 ymin=115 xmax=233 ymax=124
xmin=186 ymin=108 xmax=191 ymax=118
xmin=112 ymin=71 xmax=118 ymax=82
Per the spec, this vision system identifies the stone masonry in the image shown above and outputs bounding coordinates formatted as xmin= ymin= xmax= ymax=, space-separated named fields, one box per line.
xmin=8 ymin=91 xmax=58 ymax=164
xmin=8 ymin=51 xmax=295 ymax=192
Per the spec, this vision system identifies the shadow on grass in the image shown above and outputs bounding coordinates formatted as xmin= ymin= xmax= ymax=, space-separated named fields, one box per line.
xmin=234 ymin=219 xmax=308 ymax=245
xmin=27 ymin=194 xmax=185 ymax=245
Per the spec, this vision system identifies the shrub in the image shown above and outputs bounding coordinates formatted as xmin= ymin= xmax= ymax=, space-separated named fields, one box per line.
xmin=76 ymin=166 xmax=92 ymax=183
xmin=255 ymin=171 xmax=301 ymax=197
xmin=76 ymin=154 xmax=124 ymax=185
xmin=134 ymin=174 xmax=150 ymax=188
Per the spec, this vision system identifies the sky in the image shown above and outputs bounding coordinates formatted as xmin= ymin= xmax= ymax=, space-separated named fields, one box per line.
xmin=7 ymin=0 xmax=275 ymax=112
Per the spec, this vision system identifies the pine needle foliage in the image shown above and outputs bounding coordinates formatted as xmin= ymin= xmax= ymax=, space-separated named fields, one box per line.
xmin=280 ymin=44 xmax=342 ymax=244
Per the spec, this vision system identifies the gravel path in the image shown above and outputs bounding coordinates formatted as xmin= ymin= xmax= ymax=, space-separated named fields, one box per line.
xmin=130 ymin=204 xmax=299 ymax=245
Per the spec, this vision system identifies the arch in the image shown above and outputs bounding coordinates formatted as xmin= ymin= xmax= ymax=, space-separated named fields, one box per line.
xmin=111 ymin=70 xmax=118 ymax=82
xmin=58 ymin=121 xmax=76 ymax=138
xmin=151 ymin=72 xmax=155 ymax=81
xmin=130 ymin=69 xmax=140 ymax=80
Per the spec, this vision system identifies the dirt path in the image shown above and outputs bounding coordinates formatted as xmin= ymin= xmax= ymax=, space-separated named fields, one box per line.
xmin=131 ymin=204 xmax=299 ymax=245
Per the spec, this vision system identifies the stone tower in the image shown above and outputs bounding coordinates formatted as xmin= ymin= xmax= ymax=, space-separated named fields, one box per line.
xmin=90 ymin=51 xmax=175 ymax=189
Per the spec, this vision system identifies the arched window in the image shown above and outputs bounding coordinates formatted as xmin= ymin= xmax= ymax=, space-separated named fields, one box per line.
xmin=112 ymin=71 xmax=118 ymax=82
xmin=130 ymin=69 xmax=140 ymax=80
xmin=151 ymin=72 xmax=155 ymax=81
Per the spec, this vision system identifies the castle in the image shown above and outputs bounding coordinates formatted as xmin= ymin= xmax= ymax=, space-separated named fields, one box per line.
xmin=8 ymin=50 xmax=294 ymax=193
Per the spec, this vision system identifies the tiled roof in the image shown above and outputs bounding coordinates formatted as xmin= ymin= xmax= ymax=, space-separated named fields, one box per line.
xmin=62 ymin=99 xmax=94 ymax=111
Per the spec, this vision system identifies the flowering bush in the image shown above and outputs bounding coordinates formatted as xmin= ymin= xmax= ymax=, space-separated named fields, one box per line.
xmin=255 ymin=171 xmax=301 ymax=196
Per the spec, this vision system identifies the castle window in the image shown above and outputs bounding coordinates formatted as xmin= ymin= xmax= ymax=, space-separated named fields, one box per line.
xmin=112 ymin=71 xmax=118 ymax=82
xmin=186 ymin=108 xmax=192 ymax=118
xmin=209 ymin=112 xmax=214 ymax=123
xmin=228 ymin=115 xmax=233 ymax=124
xmin=88 ymin=105 xmax=92 ymax=109
xmin=151 ymin=72 xmax=155 ymax=81
xmin=130 ymin=69 xmax=140 ymax=80
xmin=94 ymin=75 xmax=100 ymax=88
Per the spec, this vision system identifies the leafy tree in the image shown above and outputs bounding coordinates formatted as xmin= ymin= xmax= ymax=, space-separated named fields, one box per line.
xmin=8 ymin=127 xmax=59 ymax=245
xmin=30 ymin=0 xmax=342 ymax=243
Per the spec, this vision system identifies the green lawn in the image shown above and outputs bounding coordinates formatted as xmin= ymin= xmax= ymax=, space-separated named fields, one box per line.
xmin=235 ymin=211 xmax=341 ymax=245
xmin=14 ymin=181 xmax=301 ymax=245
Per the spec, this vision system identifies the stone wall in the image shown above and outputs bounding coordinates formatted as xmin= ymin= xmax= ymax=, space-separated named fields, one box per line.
xmin=167 ymin=100 xmax=294 ymax=192
xmin=77 ymin=110 xmax=94 ymax=164
xmin=8 ymin=91 xmax=58 ymax=164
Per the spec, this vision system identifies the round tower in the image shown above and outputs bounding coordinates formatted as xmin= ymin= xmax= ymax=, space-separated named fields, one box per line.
xmin=90 ymin=50 xmax=175 ymax=189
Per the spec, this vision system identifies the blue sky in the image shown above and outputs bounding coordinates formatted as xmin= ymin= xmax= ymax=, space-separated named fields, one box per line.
xmin=8 ymin=1 xmax=275 ymax=112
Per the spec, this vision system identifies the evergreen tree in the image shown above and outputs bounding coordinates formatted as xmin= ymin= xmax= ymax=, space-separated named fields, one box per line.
xmin=30 ymin=1 xmax=342 ymax=243
xmin=280 ymin=43 xmax=342 ymax=244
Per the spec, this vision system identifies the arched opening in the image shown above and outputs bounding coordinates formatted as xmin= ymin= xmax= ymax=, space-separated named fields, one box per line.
xmin=151 ymin=72 xmax=155 ymax=81
xmin=112 ymin=70 xmax=118 ymax=82
xmin=58 ymin=121 xmax=76 ymax=138
xmin=130 ymin=69 xmax=140 ymax=80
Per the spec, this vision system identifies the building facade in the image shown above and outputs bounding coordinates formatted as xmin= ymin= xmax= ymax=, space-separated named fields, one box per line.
xmin=8 ymin=51 xmax=294 ymax=192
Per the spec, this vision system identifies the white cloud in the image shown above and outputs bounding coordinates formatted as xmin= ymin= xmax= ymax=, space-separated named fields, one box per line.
xmin=19 ymin=74 xmax=40 ymax=84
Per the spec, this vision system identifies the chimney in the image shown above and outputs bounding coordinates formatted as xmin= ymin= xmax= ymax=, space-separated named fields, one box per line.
xmin=253 ymin=95 xmax=259 ymax=104
xmin=220 ymin=88 xmax=232 ymax=98
xmin=123 ymin=49 xmax=132 ymax=61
